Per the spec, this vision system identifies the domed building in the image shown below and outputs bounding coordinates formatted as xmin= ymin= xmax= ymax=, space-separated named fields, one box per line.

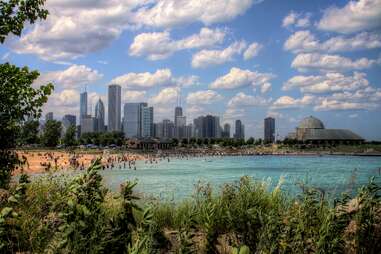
xmin=288 ymin=116 xmax=364 ymax=145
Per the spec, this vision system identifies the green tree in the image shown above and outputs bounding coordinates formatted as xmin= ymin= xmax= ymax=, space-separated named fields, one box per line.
xmin=0 ymin=0 xmax=48 ymax=43
xmin=0 ymin=63 xmax=53 ymax=188
xmin=246 ymin=137 xmax=255 ymax=145
xmin=18 ymin=119 xmax=40 ymax=145
xmin=41 ymin=120 xmax=61 ymax=147
xmin=63 ymin=125 xmax=76 ymax=147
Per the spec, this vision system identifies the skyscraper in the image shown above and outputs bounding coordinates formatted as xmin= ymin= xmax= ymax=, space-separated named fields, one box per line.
xmin=222 ymin=123 xmax=231 ymax=138
xmin=141 ymin=106 xmax=153 ymax=137
xmin=193 ymin=115 xmax=220 ymax=139
xmin=108 ymin=84 xmax=121 ymax=132
xmin=234 ymin=120 xmax=245 ymax=139
xmin=163 ymin=119 xmax=175 ymax=138
xmin=80 ymin=91 xmax=87 ymax=127
xmin=264 ymin=117 xmax=275 ymax=143
xmin=45 ymin=112 xmax=53 ymax=121
xmin=81 ymin=115 xmax=96 ymax=134
xmin=62 ymin=114 xmax=76 ymax=128
xmin=95 ymin=98 xmax=105 ymax=132
xmin=123 ymin=102 xmax=148 ymax=138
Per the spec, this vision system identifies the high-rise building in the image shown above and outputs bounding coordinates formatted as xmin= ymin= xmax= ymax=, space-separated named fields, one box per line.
xmin=141 ymin=106 xmax=153 ymax=137
xmin=193 ymin=115 xmax=220 ymax=139
xmin=123 ymin=102 xmax=147 ymax=138
xmin=45 ymin=112 xmax=53 ymax=121
xmin=80 ymin=91 xmax=87 ymax=126
xmin=176 ymin=116 xmax=187 ymax=138
xmin=154 ymin=122 xmax=164 ymax=138
xmin=108 ymin=84 xmax=121 ymax=132
xmin=81 ymin=115 xmax=96 ymax=134
xmin=94 ymin=98 xmax=105 ymax=132
xmin=163 ymin=119 xmax=175 ymax=138
xmin=264 ymin=117 xmax=275 ymax=143
xmin=234 ymin=120 xmax=245 ymax=139
xmin=222 ymin=123 xmax=231 ymax=138
xmin=62 ymin=114 xmax=76 ymax=128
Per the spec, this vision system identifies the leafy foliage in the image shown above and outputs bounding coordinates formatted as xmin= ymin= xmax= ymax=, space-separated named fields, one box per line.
xmin=41 ymin=120 xmax=62 ymax=147
xmin=0 ymin=0 xmax=48 ymax=43
xmin=63 ymin=124 xmax=77 ymax=147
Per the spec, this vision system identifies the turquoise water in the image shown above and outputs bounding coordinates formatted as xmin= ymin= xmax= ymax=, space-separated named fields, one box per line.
xmin=100 ymin=155 xmax=381 ymax=200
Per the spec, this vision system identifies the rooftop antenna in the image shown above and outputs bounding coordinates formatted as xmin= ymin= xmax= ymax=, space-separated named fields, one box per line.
xmin=177 ymin=85 xmax=182 ymax=107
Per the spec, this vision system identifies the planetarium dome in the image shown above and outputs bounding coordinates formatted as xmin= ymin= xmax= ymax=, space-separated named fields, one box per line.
xmin=298 ymin=116 xmax=325 ymax=129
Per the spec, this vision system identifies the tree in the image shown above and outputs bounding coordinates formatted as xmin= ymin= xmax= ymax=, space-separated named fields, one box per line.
xmin=0 ymin=0 xmax=49 ymax=43
xmin=0 ymin=0 xmax=50 ymax=188
xmin=18 ymin=119 xmax=40 ymax=145
xmin=0 ymin=64 xmax=53 ymax=188
xmin=41 ymin=120 xmax=61 ymax=147
xmin=246 ymin=137 xmax=255 ymax=145
xmin=63 ymin=125 xmax=76 ymax=147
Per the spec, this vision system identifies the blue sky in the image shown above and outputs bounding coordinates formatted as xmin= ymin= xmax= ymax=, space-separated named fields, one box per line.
xmin=1 ymin=0 xmax=381 ymax=140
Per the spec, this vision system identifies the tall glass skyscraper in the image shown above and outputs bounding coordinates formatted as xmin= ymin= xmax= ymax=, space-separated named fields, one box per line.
xmin=80 ymin=91 xmax=87 ymax=127
xmin=95 ymin=98 xmax=105 ymax=132
xmin=108 ymin=84 xmax=121 ymax=132
xmin=141 ymin=106 xmax=153 ymax=137
xmin=123 ymin=102 xmax=147 ymax=138
xmin=264 ymin=117 xmax=275 ymax=143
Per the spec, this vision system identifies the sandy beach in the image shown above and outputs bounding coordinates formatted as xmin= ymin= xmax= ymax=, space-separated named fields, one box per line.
xmin=14 ymin=150 xmax=146 ymax=174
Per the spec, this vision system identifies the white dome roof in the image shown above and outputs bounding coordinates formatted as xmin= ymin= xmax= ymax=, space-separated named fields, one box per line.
xmin=298 ymin=116 xmax=325 ymax=129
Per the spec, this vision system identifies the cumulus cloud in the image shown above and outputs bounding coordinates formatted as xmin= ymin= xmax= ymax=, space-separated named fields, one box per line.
xmin=291 ymin=53 xmax=378 ymax=72
xmin=186 ymin=90 xmax=223 ymax=105
xmin=227 ymin=92 xmax=271 ymax=108
xmin=282 ymin=11 xmax=311 ymax=28
xmin=111 ymin=69 xmax=173 ymax=89
xmin=272 ymin=95 xmax=315 ymax=109
xmin=243 ymin=42 xmax=263 ymax=60
xmin=111 ymin=69 xmax=200 ymax=90
xmin=283 ymin=72 xmax=370 ymax=94
xmin=123 ymin=90 xmax=146 ymax=102
xmin=191 ymin=41 xmax=247 ymax=68
xmin=129 ymin=27 xmax=226 ymax=60
xmin=149 ymin=87 xmax=178 ymax=105
xmin=134 ymin=0 xmax=257 ymax=28
xmin=210 ymin=67 xmax=275 ymax=92
xmin=314 ymin=99 xmax=377 ymax=111
xmin=34 ymin=65 xmax=103 ymax=89
xmin=284 ymin=30 xmax=381 ymax=53
xmin=317 ymin=0 xmax=381 ymax=34
xmin=10 ymin=0 xmax=260 ymax=61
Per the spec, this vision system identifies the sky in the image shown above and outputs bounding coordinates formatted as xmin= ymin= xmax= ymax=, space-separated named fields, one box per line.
xmin=1 ymin=0 xmax=381 ymax=140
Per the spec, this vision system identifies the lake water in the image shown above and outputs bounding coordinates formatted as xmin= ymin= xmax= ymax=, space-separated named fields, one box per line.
xmin=100 ymin=155 xmax=381 ymax=200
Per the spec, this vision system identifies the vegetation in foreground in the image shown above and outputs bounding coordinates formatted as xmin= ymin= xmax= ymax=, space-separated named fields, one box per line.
xmin=1 ymin=161 xmax=380 ymax=253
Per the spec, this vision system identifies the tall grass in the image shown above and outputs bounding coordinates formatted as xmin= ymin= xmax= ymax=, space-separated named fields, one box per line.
xmin=0 ymin=161 xmax=380 ymax=253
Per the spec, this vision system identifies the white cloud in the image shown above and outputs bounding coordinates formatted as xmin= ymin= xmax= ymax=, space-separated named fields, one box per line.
xmin=291 ymin=53 xmax=378 ymax=72
xmin=282 ymin=11 xmax=311 ymax=28
xmin=283 ymin=72 xmax=370 ymax=94
xmin=111 ymin=69 xmax=200 ymax=90
xmin=134 ymin=0 xmax=257 ymax=28
xmin=227 ymin=92 xmax=271 ymax=108
xmin=243 ymin=42 xmax=263 ymax=60
xmin=284 ymin=30 xmax=381 ymax=53
xmin=260 ymin=82 xmax=271 ymax=93
xmin=149 ymin=87 xmax=178 ymax=105
xmin=186 ymin=90 xmax=223 ymax=105
xmin=34 ymin=65 xmax=103 ymax=89
xmin=210 ymin=67 xmax=275 ymax=92
xmin=314 ymin=99 xmax=377 ymax=111
xmin=191 ymin=41 xmax=247 ymax=68
xmin=317 ymin=0 xmax=381 ymax=34
xmin=10 ymin=0 xmax=258 ymax=61
xmin=123 ymin=90 xmax=146 ymax=102
xmin=272 ymin=95 xmax=315 ymax=109
xmin=111 ymin=69 xmax=173 ymax=89
xmin=129 ymin=27 xmax=226 ymax=60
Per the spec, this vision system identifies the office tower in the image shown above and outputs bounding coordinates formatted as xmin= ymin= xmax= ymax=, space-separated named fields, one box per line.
xmin=94 ymin=98 xmax=105 ymax=132
xmin=163 ymin=119 xmax=175 ymax=138
xmin=45 ymin=112 xmax=53 ymax=121
xmin=141 ymin=106 xmax=153 ymax=137
xmin=264 ymin=117 xmax=275 ymax=143
xmin=108 ymin=84 xmax=121 ymax=132
xmin=123 ymin=102 xmax=147 ymax=138
xmin=234 ymin=120 xmax=245 ymax=139
xmin=205 ymin=115 xmax=220 ymax=138
xmin=62 ymin=114 xmax=76 ymax=130
xmin=80 ymin=91 xmax=87 ymax=126
xmin=222 ymin=123 xmax=231 ymax=138
xmin=176 ymin=116 xmax=186 ymax=138
xmin=154 ymin=122 xmax=164 ymax=138
xmin=186 ymin=124 xmax=193 ymax=139
xmin=81 ymin=115 xmax=96 ymax=134
xmin=193 ymin=116 xmax=204 ymax=138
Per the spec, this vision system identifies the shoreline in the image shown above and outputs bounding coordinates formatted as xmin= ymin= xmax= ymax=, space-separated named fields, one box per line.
xmin=13 ymin=148 xmax=381 ymax=175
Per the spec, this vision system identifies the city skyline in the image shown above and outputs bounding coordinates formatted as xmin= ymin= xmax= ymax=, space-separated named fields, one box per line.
xmin=1 ymin=0 xmax=381 ymax=140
